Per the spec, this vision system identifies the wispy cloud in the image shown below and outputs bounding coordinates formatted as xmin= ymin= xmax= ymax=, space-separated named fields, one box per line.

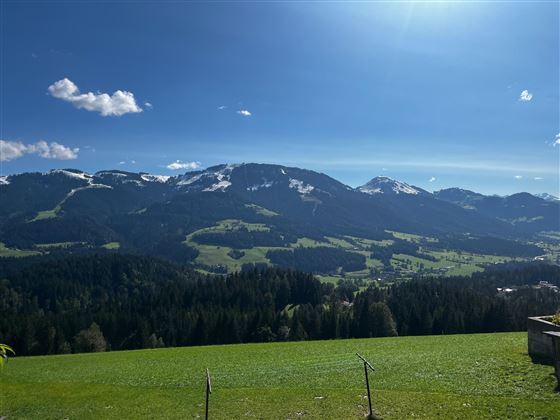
xmin=144 ymin=102 xmax=153 ymax=109
xmin=519 ymin=89 xmax=533 ymax=102
xmin=534 ymin=177 xmax=543 ymax=180
xmin=217 ymin=105 xmax=227 ymax=110
xmin=166 ymin=160 xmax=201 ymax=170
xmin=514 ymin=175 xmax=523 ymax=179
xmin=554 ymin=133 xmax=560 ymax=146
xmin=428 ymin=176 xmax=436 ymax=182
xmin=237 ymin=109 xmax=252 ymax=116
xmin=0 ymin=139 xmax=78 ymax=161
xmin=48 ymin=78 xmax=142 ymax=116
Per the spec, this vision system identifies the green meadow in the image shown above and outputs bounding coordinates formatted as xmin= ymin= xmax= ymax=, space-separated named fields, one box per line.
xmin=1 ymin=332 xmax=558 ymax=419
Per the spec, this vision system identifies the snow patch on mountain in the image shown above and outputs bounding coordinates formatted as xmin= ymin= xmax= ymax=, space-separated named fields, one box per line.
xmin=96 ymin=171 xmax=128 ymax=178
xmin=141 ymin=174 xmax=171 ymax=183
xmin=177 ymin=172 xmax=203 ymax=186
xmin=51 ymin=169 xmax=92 ymax=181
xmin=247 ymin=179 xmax=275 ymax=191
xmin=0 ymin=176 xmax=10 ymax=185
xmin=202 ymin=165 xmax=238 ymax=192
xmin=289 ymin=178 xmax=314 ymax=194
xmin=204 ymin=180 xmax=232 ymax=192
xmin=535 ymin=193 xmax=560 ymax=202
xmin=123 ymin=179 xmax=145 ymax=187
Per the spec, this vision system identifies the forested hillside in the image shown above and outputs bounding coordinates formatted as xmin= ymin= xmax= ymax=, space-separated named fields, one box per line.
xmin=1 ymin=254 xmax=559 ymax=356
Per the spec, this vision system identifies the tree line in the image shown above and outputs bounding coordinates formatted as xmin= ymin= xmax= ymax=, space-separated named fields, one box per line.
xmin=1 ymin=254 xmax=558 ymax=356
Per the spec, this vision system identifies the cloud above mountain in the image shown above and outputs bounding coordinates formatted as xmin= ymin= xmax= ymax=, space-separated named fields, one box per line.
xmin=519 ymin=89 xmax=533 ymax=102
xmin=48 ymin=78 xmax=143 ymax=116
xmin=0 ymin=140 xmax=79 ymax=161
xmin=166 ymin=160 xmax=201 ymax=170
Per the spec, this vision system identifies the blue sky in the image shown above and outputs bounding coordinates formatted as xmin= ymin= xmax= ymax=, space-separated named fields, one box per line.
xmin=1 ymin=1 xmax=558 ymax=195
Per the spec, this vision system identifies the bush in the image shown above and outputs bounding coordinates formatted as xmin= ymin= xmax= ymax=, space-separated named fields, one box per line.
xmin=73 ymin=323 xmax=107 ymax=353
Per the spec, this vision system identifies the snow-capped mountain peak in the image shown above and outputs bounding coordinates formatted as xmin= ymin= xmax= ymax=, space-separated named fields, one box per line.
xmin=50 ymin=169 xmax=93 ymax=181
xmin=535 ymin=193 xmax=560 ymax=202
xmin=357 ymin=176 xmax=423 ymax=195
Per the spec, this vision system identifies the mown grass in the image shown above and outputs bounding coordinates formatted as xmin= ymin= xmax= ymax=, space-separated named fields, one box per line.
xmin=30 ymin=207 xmax=60 ymax=222
xmin=0 ymin=242 xmax=41 ymax=258
xmin=391 ymin=250 xmax=519 ymax=277
xmin=102 ymin=242 xmax=121 ymax=250
xmin=244 ymin=204 xmax=279 ymax=217
xmin=35 ymin=242 xmax=85 ymax=249
xmin=1 ymin=333 xmax=558 ymax=419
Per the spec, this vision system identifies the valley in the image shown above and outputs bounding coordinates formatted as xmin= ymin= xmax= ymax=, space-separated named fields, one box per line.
xmin=183 ymin=221 xmax=530 ymax=282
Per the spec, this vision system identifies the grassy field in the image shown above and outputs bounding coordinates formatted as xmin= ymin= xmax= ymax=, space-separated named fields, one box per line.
xmin=1 ymin=332 xmax=558 ymax=419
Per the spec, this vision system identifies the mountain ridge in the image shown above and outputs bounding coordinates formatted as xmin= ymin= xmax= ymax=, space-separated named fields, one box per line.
xmin=0 ymin=163 xmax=557 ymax=272
xmin=1 ymin=165 xmax=555 ymax=201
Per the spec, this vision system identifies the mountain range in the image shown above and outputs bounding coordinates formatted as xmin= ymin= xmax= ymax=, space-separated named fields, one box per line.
xmin=0 ymin=163 xmax=558 ymax=275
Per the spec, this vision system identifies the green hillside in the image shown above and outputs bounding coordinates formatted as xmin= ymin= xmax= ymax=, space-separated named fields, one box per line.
xmin=2 ymin=332 xmax=558 ymax=419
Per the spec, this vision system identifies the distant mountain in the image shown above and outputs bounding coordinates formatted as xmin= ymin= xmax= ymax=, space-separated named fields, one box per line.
xmin=535 ymin=193 xmax=560 ymax=202
xmin=0 ymin=164 xmax=557 ymax=270
xmin=435 ymin=188 xmax=559 ymax=232
xmin=433 ymin=188 xmax=485 ymax=208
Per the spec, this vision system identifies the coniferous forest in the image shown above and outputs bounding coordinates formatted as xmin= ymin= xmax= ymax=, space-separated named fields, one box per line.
xmin=1 ymin=254 xmax=559 ymax=356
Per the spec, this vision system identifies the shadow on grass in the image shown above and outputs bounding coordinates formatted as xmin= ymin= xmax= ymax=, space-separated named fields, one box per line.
xmin=528 ymin=353 xmax=554 ymax=366
xmin=525 ymin=352 xmax=559 ymax=393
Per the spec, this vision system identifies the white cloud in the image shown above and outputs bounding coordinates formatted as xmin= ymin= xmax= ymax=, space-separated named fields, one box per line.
xmin=119 ymin=161 xmax=126 ymax=165
xmin=144 ymin=102 xmax=153 ymax=109
xmin=554 ymin=133 xmax=560 ymax=146
xmin=0 ymin=140 xmax=78 ymax=161
xmin=131 ymin=160 xmax=136 ymax=164
xmin=534 ymin=177 xmax=543 ymax=180
xmin=237 ymin=109 xmax=252 ymax=116
xmin=0 ymin=140 xmax=28 ymax=161
xmin=519 ymin=89 xmax=533 ymax=102
xmin=48 ymin=78 xmax=143 ymax=116
xmin=428 ymin=176 xmax=436 ymax=182
xmin=217 ymin=105 xmax=227 ymax=110
xmin=166 ymin=160 xmax=201 ymax=170
xmin=514 ymin=175 xmax=523 ymax=179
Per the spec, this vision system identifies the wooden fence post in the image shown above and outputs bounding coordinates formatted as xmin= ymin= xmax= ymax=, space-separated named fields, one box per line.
xmin=356 ymin=353 xmax=375 ymax=419
xmin=205 ymin=368 xmax=212 ymax=420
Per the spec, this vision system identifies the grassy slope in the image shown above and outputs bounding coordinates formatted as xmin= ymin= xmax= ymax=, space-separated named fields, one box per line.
xmin=2 ymin=332 xmax=558 ymax=419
